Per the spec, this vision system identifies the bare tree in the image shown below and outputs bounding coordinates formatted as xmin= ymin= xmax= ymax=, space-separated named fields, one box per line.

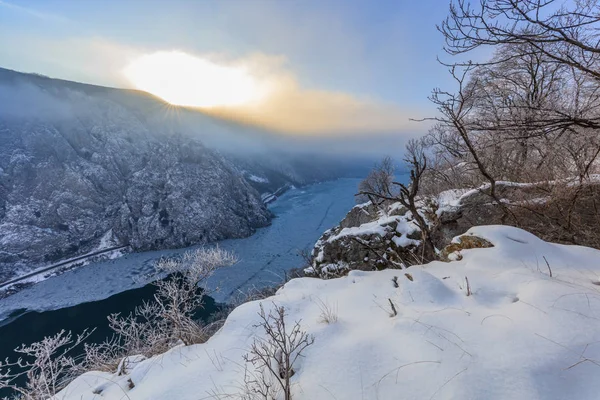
xmin=358 ymin=141 xmax=437 ymax=262
xmin=406 ymin=0 xmax=600 ymax=250
xmin=396 ymin=140 xmax=437 ymax=261
xmin=439 ymin=0 xmax=600 ymax=133
xmin=357 ymin=156 xmax=396 ymax=207
xmin=427 ymin=66 xmax=505 ymax=203
xmin=243 ymin=304 xmax=314 ymax=400
xmin=440 ymin=0 xmax=600 ymax=79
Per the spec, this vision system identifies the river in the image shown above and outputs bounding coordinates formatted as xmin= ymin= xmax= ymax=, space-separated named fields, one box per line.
xmin=0 ymin=178 xmax=361 ymax=365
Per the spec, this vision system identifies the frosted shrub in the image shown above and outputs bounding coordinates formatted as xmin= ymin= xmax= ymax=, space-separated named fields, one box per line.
xmin=85 ymin=247 xmax=237 ymax=371
xmin=0 ymin=330 xmax=91 ymax=400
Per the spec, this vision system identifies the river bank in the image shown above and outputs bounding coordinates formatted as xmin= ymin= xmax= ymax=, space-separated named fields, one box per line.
xmin=0 ymin=178 xmax=361 ymax=322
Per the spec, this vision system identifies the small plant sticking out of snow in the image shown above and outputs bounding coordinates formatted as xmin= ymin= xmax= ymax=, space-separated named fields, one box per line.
xmin=243 ymin=303 xmax=314 ymax=400
xmin=388 ymin=299 xmax=398 ymax=317
xmin=542 ymin=256 xmax=553 ymax=278
xmin=315 ymin=298 xmax=338 ymax=324
xmin=465 ymin=276 xmax=472 ymax=297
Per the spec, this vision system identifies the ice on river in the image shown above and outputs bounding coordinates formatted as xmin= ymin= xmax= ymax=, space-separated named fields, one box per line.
xmin=0 ymin=179 xmax=361 ymax=320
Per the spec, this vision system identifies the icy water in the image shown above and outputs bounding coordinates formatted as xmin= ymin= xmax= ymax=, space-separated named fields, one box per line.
xmin=0 ymin=282 xmax=221 ymax=397
xmin=0 ymin=178 xmax=361 ymax=393
xmin=0 ymin=178 xmax=361 ymax=321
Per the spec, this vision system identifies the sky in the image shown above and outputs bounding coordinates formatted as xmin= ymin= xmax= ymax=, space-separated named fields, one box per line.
xmin=0 ymin=0 xmax=454 ymax=137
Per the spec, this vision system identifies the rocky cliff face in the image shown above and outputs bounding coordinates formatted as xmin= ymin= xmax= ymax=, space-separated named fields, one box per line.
xmin=305 ymin=202 xmax=423 ymax=278
xmin=0 ymin=69 xmax=346 ymax=282
xmin=305 ymin=182 xmax=567 ymax=279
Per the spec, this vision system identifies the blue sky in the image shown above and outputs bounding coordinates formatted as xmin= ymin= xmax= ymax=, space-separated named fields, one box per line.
xmin=0 ymin=0 xmax=456 ymax=134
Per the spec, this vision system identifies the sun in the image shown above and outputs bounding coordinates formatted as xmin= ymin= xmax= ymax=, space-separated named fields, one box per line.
xmin=123 ymin=51 xmax=266 ymax=108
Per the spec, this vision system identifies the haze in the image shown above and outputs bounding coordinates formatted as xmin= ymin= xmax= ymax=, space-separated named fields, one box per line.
xmin=0 ymin=0 xmax=451 ymax=145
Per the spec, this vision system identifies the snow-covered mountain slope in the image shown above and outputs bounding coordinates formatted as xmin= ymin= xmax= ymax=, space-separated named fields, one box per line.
xmin=0 ymin=72 xmax=269 ymax=281
xmin=57 ymin=225 xmax=600 ymax=400
xmin=0 ymin=68 xmax=365 ymax=282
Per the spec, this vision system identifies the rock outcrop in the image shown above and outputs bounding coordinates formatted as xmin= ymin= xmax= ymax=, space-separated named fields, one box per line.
xmin=305 ymin=202 xmax=423 ymax=279
xmin=306 ymin=181 xmax=568 ymax=279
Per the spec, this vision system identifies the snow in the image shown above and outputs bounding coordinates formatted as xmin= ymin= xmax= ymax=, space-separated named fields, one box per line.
xmin=435 ymin=188 xmax=471 ymax=216
xmin=391 ymin=234 xmax=419 ymax=248
xmin=57 ymin=225 xmax=600 ymax=400
xmin=247 ymin=174 xmax=269 ymax=183
xmin=327 ymin=210 xmax=420 ymax=249
xmin=0 ymin=179 xmax=361 ymax=320
xmin=97 ymin=229 xmax=117 ymax=250
xmin=327 ymin=212 xmax=413 ymax=243
xmin=450 ymin=176 xmax=600 ymax=209
xmin=327 ymin=218 xmax=390 ymax=242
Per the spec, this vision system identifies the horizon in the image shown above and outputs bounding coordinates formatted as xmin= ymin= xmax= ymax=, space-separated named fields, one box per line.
xmin=0 ymin=0 xmax=454 ymax=138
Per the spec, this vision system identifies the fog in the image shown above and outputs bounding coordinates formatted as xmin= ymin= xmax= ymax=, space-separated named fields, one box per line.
xmin=0 ymin=67 xmax=420 ymax=163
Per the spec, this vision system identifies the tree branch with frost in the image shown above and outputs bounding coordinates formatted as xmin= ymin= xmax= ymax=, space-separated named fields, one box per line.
xmin=85 ymin=246 xmax=239 ymax=374
xmin=243 ymin=304 xmax=314 ymax=400
xmin=0 ymin=329 xmax=92 ymax=400
xmin=151 ymin=246 xmax=238 ymax=346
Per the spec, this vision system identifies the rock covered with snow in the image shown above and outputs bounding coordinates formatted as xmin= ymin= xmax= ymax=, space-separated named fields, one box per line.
xmin=304 ymin=181 xmax=575 ymax=279
xmin=304 ymin=201 xmax=423 ymax=278
xmin=57 ymin=225 xmax=600 ymax=400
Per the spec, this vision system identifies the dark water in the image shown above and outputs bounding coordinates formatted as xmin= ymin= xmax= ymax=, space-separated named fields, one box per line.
xmin=0 ymin=280 xmax=220 ymax=396
xmin=0 ymin=178 xmax=369 ymax=395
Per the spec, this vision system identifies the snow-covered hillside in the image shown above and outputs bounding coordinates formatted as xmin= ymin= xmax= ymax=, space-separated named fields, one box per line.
xmin=0 ymin=68 xmax=365 ymax=282
xmin=57 ymin=225 xmax=600 ymax=399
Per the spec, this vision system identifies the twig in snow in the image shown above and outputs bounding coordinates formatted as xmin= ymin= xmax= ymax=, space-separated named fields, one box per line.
xmin=543 ymin=256 xmax=553 ymax=277
xmin=465 ymin=276 xmax=471 ymax=296
xmin=429 ymin=367 xmax=468 ymax=400
xmin=372 ymin=360 xmax=441 ymax=388
xmin=388 ymin=298 xmax=398 ymax=317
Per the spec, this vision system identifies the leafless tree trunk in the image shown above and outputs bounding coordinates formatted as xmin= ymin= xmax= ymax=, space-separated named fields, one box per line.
xmin=357 ymin=156 xmax=396 ymax=207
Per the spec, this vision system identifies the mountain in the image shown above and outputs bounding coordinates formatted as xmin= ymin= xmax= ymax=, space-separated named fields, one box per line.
xmin=0 ymin=68 xmax=369 ymax=282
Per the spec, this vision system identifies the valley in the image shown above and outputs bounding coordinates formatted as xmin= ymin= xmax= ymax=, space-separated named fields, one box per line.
xmin=0 ymin=178 xmax=362 ymax=322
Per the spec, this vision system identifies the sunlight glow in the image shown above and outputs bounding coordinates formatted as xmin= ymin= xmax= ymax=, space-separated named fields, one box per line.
xmin=123 ymin=51 xmax=267 ymax=108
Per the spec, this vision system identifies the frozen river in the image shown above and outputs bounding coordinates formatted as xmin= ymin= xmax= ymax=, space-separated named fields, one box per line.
xmin=0 ymin=178 xmax=361 ymax=321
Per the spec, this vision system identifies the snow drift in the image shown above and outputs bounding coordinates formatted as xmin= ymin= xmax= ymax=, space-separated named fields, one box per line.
xmin=56 ymin=225 xmax=600 ymax=400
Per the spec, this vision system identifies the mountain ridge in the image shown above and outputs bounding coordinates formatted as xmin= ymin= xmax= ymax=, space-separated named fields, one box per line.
xmin=0 ymin=68 xmax=366 ymax=282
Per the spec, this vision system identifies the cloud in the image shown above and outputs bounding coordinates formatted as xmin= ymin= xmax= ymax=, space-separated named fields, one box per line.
xmin=0 ymin=32 xmax=425 ymax=136
xmin=186 ymin=53 xmax=423 ymax=135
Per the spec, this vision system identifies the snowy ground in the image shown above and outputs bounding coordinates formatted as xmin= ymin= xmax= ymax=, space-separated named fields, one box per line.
xmin=56 ymin=225 xmax=600 ymax=400
xmin=0 ymin=179 xmax=361 ymax=321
